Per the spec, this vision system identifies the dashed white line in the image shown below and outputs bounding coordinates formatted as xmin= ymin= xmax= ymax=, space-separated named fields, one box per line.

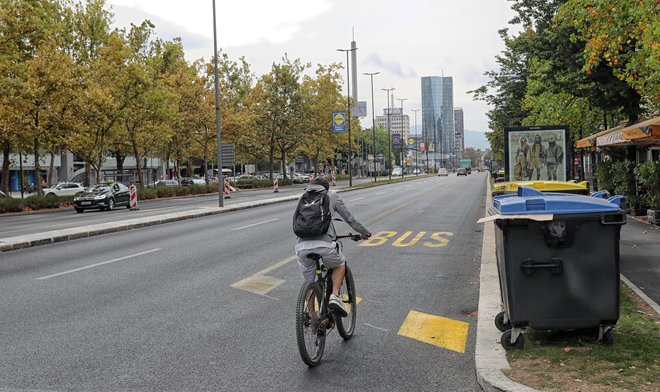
xmin=349 ymin=197 xmax=366 ymax=202
xmin=231 ymin=218 xmax=279 ymax=231
xmin=37 ymin=248 xmax=161 ymax=280
xmin=375 ymin=191 xmax=387 ymax=195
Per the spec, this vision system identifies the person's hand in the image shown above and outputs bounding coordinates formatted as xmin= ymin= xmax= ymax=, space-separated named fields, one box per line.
xmin=361 ymin=232 xmax=371 ymax=240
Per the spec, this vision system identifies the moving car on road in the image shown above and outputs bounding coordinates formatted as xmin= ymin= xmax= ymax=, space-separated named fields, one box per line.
xmin=457 ymin=168 xmax=468 ymax=176
xmin=73 ymin=183 xmax=131 ymax=213
xmin=42 ymin=182 xmax=85 ymax=197
xmin=437 ymin=168 xmax=449 ymax=176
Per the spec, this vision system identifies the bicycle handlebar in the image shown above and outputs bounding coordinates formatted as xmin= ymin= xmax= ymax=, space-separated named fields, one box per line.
xmin=335 ymin=233 xmax=363 ymax=241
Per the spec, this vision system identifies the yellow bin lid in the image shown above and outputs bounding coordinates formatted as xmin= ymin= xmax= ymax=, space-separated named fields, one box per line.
xmin=493 ymin=180 xmax=590 ymax=195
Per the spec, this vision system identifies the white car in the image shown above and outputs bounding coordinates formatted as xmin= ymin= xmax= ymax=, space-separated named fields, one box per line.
xmin=392 ymin=167 xmax=402 ymax=176
xmin=42 ymin=182 xmax=85 ymax=197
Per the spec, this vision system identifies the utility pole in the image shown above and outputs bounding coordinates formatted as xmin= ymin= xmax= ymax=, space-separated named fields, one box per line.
xmin=382 ymin=87 xmax=395 ymax=181
xmin=337 ymin=47 xmax=357 ymax=187
xmin=364 ymin=72 xmax=380 ymax=182
xmin=397 ymin=98 xmax=407 ymax=178
xmin=412 ymin=109 xmax=420 ymax=176
xmin=212 ymin=0 xmax=224 ymax=207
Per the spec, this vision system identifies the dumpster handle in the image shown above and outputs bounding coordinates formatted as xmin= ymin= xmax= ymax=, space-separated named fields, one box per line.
xmin=600 ymin=214 xmax=626 ymax=225
xmin=520 ymin=258 xmax=563 ymax=276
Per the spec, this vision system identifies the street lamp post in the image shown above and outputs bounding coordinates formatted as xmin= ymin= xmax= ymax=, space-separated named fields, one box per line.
xmin=212 ymin=0 xmax=224 ymax=207
xmin=364 ymin=71 xmax=380 ymax=182
xmin=397 ymin=98 xmax=407 ymax=178
xmin=412 ymin=109 xmax=420 ymax=176
xmin=337 ymin=47 xmax=357 ymax=187
xmin=381 ymin=87 xmax=395 ymax=181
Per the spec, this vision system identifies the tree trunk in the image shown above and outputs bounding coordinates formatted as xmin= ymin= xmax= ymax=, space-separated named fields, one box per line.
xmin=1 ymin=139 xmax=10 ymax=193
xmin=48 ymin=148 xmax=56 ymax=187
xmin=84 ymin=162 xmax=91 ymax=187
xmin=132 ymin=142 xmax=143 ymax=190
xmin=33 ymin=137 xmax=41 ymax=194
xmin=116 ymin=149 xmax=125 ymax=173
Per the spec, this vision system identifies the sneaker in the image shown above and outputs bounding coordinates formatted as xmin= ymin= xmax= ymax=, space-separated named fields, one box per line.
xmin=328 ymin=294 xmax=348 ymax=317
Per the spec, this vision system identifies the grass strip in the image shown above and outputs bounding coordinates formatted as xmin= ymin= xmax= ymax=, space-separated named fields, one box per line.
xmin=504 ymin=282 xmax=660 ymax=391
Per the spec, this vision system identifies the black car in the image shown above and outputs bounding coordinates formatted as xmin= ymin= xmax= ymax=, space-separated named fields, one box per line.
xmin=73 ymin=183 xmax=131 ymax=213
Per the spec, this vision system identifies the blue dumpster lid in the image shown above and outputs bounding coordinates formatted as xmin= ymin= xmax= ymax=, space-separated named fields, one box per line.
xmin=493 ymin=185 xmax=622 ymax=215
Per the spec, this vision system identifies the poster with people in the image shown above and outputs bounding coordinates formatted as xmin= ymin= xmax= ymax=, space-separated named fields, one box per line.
xmin=503 ymin=126 xmax=570 ymax=182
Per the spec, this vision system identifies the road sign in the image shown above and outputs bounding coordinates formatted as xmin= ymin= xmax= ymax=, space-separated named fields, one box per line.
xmin=332 ymin=111 xmax=346 ymax=133
xmin=220 ymin=143 xmax=235 ymax=167
xmin=408 ymin=138 xmax=415 ymax=145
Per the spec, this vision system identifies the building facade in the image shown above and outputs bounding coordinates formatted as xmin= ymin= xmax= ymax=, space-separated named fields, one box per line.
xmin=421 ymin=76 xmax=454 ymax=167
xmin=454 ymin=107 xmax=464 ymax=158
xmin=375 ymin=107 xmax=410 ymax=142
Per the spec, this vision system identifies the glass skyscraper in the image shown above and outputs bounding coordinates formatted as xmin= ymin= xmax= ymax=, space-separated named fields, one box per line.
xmin=421 ymin=76 xmax=454 ymax=167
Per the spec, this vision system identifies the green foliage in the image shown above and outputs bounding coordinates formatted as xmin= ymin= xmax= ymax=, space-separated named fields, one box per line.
xmin=0 ymin=194 xmax=72 ymax=213
xmin=635 ymin=161 xmax=660 ymax=209
xmin=0 ymin=197 xmax=23 ymax=213
xmin=595 ymin=160 xmax=614 ymax=193
xmin=611 ymin=160 xmax=642 ymax=209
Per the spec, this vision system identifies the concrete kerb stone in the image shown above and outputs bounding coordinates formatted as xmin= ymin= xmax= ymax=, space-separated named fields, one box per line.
xmin=475 ymin=175 xmax=540 ymax=392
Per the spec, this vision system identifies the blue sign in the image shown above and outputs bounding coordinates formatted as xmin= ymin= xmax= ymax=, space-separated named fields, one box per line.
xmin=332 ymin=111 xmax=346 ymax=133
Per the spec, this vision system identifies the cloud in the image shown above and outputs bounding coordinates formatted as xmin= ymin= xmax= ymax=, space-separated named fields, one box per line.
xmin=365 ymin=53 xmax=418 ymax=79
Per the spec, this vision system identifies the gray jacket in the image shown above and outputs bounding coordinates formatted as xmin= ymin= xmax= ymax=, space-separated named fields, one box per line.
xmin=296 ymin=184 xmax=370 ymax=243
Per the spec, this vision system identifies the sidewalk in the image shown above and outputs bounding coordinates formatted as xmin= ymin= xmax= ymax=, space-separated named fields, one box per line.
xmin=474 ymin=179 xmax=660 ymax=392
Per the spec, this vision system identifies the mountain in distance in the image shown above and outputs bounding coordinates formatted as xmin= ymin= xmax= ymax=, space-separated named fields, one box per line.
xmin=409 ymin=126 xmax=490 ymax=150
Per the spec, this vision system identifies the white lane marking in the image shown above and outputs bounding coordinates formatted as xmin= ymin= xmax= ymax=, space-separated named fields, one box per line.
xmin=364 ymin=323 xmax=390 ymax=332
xmin=393 ymin=187 xmax=402 ymax=190
xmin=231 ymin=218 xmax=279 ymax=231
xmin=349 ymin=197 xmax=366 ymax=202
xmin=375 ymin=191 xmax=386 ymax=195
xmin=37 ymin=248 xmax=161 ymax=280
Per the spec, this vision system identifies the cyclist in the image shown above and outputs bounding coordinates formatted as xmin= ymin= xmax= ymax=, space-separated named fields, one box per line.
xmin=295 ymin=177 xmax=371 ymax=317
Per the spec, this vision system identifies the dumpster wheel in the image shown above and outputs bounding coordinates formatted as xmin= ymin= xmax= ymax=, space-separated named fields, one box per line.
xmin=501 ymin=329 xmax=524 ymax=350
xmin=494 ymin=312 xmax=512 ymax=332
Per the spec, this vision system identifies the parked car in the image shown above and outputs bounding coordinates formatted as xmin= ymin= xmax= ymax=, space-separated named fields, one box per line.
xmin=465 ymin=167 xmax=472 ymax=174
xmin=42 ymin=182 xmax=85 ymax=197
xmin=73 ymin=183 xmax=130 ymax=213
xmin=191 ymin=178 xmax=207 ymax=185
xmin=392 ymin=167 xmax=403 ymax=177
xmin=457 ymin=168 xmax=468 ymax=176
xmin=437 ymin=168 xmax=449 ymax=176
xmin=0 ymin=190 xmax=7 ymax=198
xmin=155 ymin=180 xmax=178 ymax=187
xmin=292 ymin=173 xmax=310 ymax=184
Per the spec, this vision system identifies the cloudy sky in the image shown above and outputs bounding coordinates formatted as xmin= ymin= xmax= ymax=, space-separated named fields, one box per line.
xmin=108 ymin=0 xmax=519 ymax=144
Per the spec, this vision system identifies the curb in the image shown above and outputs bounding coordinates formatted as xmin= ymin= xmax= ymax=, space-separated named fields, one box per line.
xmin=0 ymin=194 xmax=301 ymax=253
xmin=475 ymin=176 xmax=540 ymax=392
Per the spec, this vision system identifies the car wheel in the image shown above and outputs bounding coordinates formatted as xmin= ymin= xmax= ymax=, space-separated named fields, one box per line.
xmin=75 ymin=207 xmax=83 ymax=213
xmin=107 ymin=198 xmax=115 ymax=211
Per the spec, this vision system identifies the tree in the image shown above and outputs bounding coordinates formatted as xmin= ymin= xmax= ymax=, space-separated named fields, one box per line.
xmin=298 ymin=63 xmax=344 ymax=174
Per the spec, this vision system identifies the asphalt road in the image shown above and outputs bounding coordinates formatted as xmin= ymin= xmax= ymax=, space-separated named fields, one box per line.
xmin=0 ymin=176 xmax=400 ymax=239
xmin=0 ymin=173 xmax=487 ymax=391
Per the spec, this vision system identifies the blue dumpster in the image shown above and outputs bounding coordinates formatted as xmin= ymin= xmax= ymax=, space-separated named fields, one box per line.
xmin=492 ymin=186 xmax=626 ymax=349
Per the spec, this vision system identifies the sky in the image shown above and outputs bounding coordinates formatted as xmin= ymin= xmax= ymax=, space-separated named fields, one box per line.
xmin=107 ymin=0 xmax=519 ymax=148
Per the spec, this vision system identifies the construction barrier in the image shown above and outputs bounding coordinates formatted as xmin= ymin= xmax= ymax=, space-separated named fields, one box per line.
xmin=273 ymin=177 xmax=279 ymax=193
xmin=224 ymin=177 xmax=231 ymax=199
xmin=129 ymin=184 xmax=139 ymax=210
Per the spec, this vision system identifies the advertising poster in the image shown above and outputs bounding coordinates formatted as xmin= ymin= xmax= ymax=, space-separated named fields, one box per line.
xmin=504 ymin=126 xmax=571 ymax=182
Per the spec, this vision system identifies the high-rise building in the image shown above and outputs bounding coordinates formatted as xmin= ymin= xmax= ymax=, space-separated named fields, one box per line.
xmin=421 ymin=76 xmax=454 ymax=167
xmin=454 ymin=107 xmax=464 ymax=157
xmin=375 ymin=107 xmax=410 ymax=141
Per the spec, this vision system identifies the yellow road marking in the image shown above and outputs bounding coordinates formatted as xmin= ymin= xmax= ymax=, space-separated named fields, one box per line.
xmin=398 ymin=310 xmax=469 ymax=353
xmin=230 ymin=275 xmax=285 ymax=295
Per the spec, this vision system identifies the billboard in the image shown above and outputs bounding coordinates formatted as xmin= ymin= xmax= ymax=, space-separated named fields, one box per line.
xmin=504 ymin=126 xmax=571 ymax=182
xmin=332 ymin=111 xmax=346 ymax=133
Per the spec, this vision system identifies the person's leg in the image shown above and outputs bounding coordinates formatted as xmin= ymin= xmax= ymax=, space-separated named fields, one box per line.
xmin=331 ymin=264 xmax=345 ymax=296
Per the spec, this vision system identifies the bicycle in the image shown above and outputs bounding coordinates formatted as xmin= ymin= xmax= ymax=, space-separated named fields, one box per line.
xmin=295 ymin=233 xmax=361 ymax=367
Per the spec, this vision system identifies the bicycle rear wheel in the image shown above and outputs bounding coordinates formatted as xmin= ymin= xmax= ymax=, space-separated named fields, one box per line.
xmin=336 ymin=266 xmax=357 ymax=339
xmin=295 ymin=281 xmax=325 ymax=366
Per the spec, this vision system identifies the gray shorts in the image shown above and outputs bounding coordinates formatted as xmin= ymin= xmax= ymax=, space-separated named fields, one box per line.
xmin=296 ymin=243 xmax=345 ymax=281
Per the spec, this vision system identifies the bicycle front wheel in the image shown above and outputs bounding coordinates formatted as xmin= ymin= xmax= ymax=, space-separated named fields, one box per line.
xmin=295 ymin=281 xmax=325 ymax=367
xmin=336 ymin=266 xmax=357 ymax=339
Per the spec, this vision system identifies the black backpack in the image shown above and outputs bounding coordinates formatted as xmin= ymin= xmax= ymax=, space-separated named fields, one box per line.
xmin=293 ymin=188 xmax=331 ymax=238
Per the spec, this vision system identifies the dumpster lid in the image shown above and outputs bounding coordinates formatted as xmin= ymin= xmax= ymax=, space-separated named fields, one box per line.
xmin=492 ymin=186 xmax=622 ymax=215
xmin=492 ymin=180 xmax=589 ymax=195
